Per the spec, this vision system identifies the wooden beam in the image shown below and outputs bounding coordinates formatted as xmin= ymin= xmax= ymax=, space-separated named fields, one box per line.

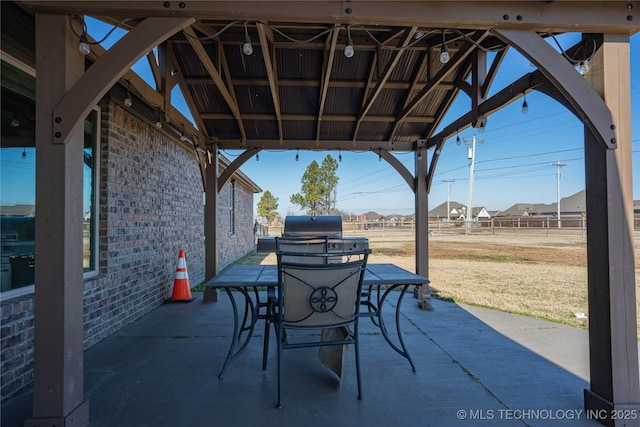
xmin=217 ymin=147 xmax=261 ymax=192
xmin=316 ymin=26 xmax=340 ymax=142
xmin=582 ymin=33 xmax=640 ymax=426
xmin=397 ymin=32 xmax=487 ymax=123
xmin=215 ymin=139 xmax=417 ymax=151
xmin=379 ymin=149 xmax=415 ymax=192
xmin=257 ymin=22 xmax=283 ymax=143
xmin=29 ymin=13 xmax=89 ymax=426
xmin=353 ymin=27 xmax=418 ymax=140
xmin=183 ymin=25 xmax=246 ymax=141
xmin=18 ymin=2 xmax=640 ymax=34
xmin=52 ymin=16 xmax=194 ymax=144
xmin=493 ymin=29 xmax=618 ymax=150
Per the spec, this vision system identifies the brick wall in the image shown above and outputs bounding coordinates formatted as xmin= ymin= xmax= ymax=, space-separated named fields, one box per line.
xmin=1 ymin=100 xmax=257 ymax=400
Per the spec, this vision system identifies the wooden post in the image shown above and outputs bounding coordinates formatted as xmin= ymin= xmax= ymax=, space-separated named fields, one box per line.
xmin=203 ymin=145 xmax=219 ymax=302
xmin=582 ymin=33 xmax=640 ymax=427
xmin=28 ymin=14 xmax=89 ymax=427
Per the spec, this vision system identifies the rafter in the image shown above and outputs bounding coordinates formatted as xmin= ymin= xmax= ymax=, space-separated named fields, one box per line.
xmin=316 ymin=25 xmax=340 ymax=143
xmin=183 ymin=25 xmax=246 ymax=142
xmin=352 ymin=27 xmax=418 ymax=140
xmin=388 ymin=48 xmax=430 ymax=141
xmin=257 ymin=22 xmax=283 ymax=144
xmin=396 ymin=31 xmax=488 ymax=124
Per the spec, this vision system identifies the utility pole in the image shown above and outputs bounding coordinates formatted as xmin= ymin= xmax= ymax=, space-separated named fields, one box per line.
xmin=552 ymin=161 xmax=566 ymax=228
xmin=442 ymin=180 xmax=455 ymax=222
xmin=460 ymin=135 xmax=483 ymax=234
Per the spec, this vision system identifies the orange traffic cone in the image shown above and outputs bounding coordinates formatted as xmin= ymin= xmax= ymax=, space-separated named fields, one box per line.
xmin=171 ymin=250 xmax=194 ymax=302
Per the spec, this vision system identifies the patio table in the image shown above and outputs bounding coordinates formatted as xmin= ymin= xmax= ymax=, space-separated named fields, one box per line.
xmin=205 ymin=263 xmax=428 ymax=378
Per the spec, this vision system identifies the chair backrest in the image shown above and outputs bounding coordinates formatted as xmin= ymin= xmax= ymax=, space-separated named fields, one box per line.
xmin=275 ymin=236 xmax=329 ymax=264
xmin=276 ymin=250 xmax=370 ymax=328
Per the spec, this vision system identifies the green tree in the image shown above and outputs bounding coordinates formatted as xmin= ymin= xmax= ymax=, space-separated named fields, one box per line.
xmin=257 ymin=190 xmax=279 ymax=222
xmin=290 ymin=154 xmax=340 ymax=215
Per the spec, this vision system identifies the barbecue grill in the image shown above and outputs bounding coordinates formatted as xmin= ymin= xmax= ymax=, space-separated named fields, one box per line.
xmin=256 ymin=216 xmax=368 ymax=252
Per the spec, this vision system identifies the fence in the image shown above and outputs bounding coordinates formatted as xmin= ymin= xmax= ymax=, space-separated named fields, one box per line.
xmin=258 ymin=215 xmax=639 ymax=238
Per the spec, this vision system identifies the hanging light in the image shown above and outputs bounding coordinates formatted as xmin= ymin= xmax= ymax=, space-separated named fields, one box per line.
xmin=338 ymin=149 xmax=342 ymax=162
xmin=242 ymin=22 xmax=253 ymax=56
xmin=155 ymin=109 xmax=163 ymax=128
xmin=78 ymin=33 xmax=91 ymax=55
xmin=521 ymin=93 xmax=529 ymax=114
xmin=21 ymin=148 xmax=26 ymax=159
xmin=456 ymin=132 xmax=461 ymax=145
xmin=10 ymin=114 xmax=20 ymax=128
xmin=180 ymin=124 xmax=188 ymax=142
xmin=578 ymin=60 xmax=589 ymax=76
xmin=256 ymin=152 xmax=260 ymax=161
xmin=295 ymin=149 xmax=299 ymax=162
xmin=378 ymin=151 xmax=382 ymax=161
xmin=124 ymin=81 xmax=132 ymax=107
xmin=344 ymin=26 xmax=355 ymax=58
xmin=440 ymin=30 xmax=450 ymax=64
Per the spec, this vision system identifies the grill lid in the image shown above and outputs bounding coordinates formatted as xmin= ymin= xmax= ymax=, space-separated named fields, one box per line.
xmin=283 ymin=215 xmax=342 ymax=237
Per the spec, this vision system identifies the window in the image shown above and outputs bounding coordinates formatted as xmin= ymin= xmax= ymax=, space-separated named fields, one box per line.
xmin=229 ymin=180 xmax=236 ymax=235
xmin=0 ymin=56 xmax=100 ymax=294
xmin=83 ymin=108 xmax=100 ymax=274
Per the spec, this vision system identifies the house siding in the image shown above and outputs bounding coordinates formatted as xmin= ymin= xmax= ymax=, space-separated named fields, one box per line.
xmin=1 ymin=100 xmax=256 ymax=400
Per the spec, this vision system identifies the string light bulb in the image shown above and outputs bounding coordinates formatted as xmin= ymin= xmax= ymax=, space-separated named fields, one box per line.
xmin=521 ymin=93 xmax=529 ymax=114
xmin=124 ymin=81 xmax=132 ymax=107
xmin=440 ymin=30 xmax=450 ymax=64
xmin=295 ymin=149 xmax=299 ymax=161
xmin=22 ymin=148 xmax=26 ymax=159
xmin=344 ymin=26 xmax=355 ymax=58
xmin=79 ymin=33 xmax=91 ymax=55
xmin=155 ymin=110 xmax=163 ymax=129
xmin=242 ymin=22 xmax=253 ymax=56
xmin=578 ymin=60 xmax=589 ymax=76
xmin=180 ymin=125 xmax=188 ymax=142
xmin=256 ymin=152 xmax=260 ymax=161
xmin=456 ymin=133 xmax=461 ymax=145
xmin=338 ymin=149 xmax=342 ymax=162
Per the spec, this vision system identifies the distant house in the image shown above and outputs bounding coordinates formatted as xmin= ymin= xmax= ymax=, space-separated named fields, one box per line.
xmin=429 ymin=201 xmax=489 ymax=220
xmin=498 ymin=190 xmax=586 ymax=217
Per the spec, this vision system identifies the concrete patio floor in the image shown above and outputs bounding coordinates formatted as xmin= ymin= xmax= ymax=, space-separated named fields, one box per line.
xmin=2 ymin=291 xmax=624 ymax=427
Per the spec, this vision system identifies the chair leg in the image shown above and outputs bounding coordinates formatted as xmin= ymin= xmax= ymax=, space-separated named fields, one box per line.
xmin=276 ymin=321 xmax=284 ymax=409
xmin=262 ymin=297 xmax=273 ymax=370
xmin=355 ymin=321 xmax=363 ymax=400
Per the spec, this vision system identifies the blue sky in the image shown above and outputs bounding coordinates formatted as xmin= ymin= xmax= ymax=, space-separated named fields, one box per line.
xmin=36 ymin=20 xmax=638 ymax=218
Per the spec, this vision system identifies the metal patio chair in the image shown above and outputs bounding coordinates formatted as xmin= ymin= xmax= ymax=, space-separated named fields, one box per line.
xmin=274 ymin=248 xmax=370 ymax=409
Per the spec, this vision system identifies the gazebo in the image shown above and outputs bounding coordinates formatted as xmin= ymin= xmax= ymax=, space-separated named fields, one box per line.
xmin=12 ymin=1 xmax=639 ymax=426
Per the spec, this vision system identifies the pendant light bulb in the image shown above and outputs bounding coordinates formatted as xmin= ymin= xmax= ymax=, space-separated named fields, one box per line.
xmin=242 ymin=23 xmax=253 ymax=56
xmin=521 ymin=94 xmax=529 ymax=114
xmin=124 ymin=81 xmax=132 ymax=107
xmin=440 ymin=30 xmax=450 ymax=64
xmin=578 ymin=60 xmax=589 ymax=76
xmin=79 ymin=34 xmax=91 ymax=55
xmin=344 ymin=27 xmax=354 ymax=58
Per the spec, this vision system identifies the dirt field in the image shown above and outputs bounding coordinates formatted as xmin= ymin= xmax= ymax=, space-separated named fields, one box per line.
xmin=363 ymin=231 xmax=640 ymax=332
